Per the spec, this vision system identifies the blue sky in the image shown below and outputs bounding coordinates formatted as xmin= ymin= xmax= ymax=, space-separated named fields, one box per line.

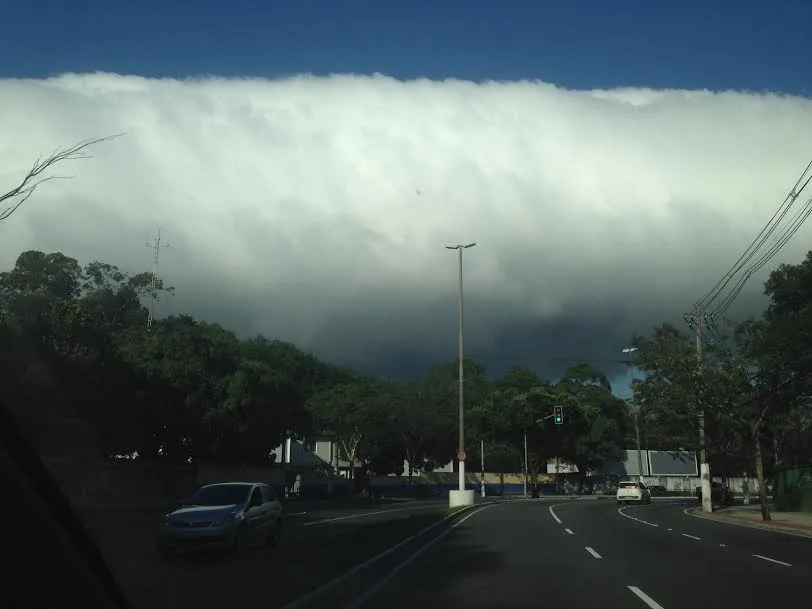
xmin=1 ymin=0 xmax=810 ymax=94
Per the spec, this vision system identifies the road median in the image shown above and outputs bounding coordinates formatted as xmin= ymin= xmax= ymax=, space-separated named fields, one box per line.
xmin=276 ymin=503 xmax=484 ymax=609
xmin=687 ymin=505 xmax=812 ymax=537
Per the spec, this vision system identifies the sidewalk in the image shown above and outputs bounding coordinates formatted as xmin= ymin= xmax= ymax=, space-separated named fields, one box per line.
xmin=692 ymin=504 xmax=812 ymax=537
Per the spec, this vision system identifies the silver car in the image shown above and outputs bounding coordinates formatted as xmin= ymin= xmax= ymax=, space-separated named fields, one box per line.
xmin=157 ymin=482 xmax=283 ymax=555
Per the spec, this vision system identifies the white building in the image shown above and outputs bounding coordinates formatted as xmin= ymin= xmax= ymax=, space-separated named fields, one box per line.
xmin=270 ymin=434 xmax=360 ymax=477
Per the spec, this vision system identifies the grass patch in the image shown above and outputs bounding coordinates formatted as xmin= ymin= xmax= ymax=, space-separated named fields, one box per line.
xmin=444 ymin=505 xmax=470 ymax=517
xmin=269 ymin=507 xmax=464 ymax=608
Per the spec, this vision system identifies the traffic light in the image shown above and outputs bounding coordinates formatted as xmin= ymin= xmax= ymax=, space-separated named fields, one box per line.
xmin=554 ymin=406 xmax=563 ymax=425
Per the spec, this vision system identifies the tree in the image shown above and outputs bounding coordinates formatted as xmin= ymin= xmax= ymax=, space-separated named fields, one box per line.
xmin=484 ymin=441 xmax=522 ymax=496
xmin=630 ymin=251 xmax=812 ymax=518
xmin=1 ymin=135 xmax=123 ymax=222
xmin=306 ymin=377 xmax=395 ymax=478
xmin=730 ymin=251 xmax=812 ymax=518
xmin=419 ymin=360 xmax=489 ymax=466
xmin=389 ymin=383 xmax=445 ymax=484
xmin=555 ymin=363 xmax=628 ymax=488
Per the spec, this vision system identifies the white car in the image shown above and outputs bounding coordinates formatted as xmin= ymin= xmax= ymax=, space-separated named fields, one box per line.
xmin=158 ymin=482 xmax=284 ymax=555
xmin=616 ymin=480 xmax=651 ymax=505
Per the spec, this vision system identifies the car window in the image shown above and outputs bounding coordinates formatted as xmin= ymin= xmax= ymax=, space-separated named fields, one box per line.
xmin=248 ymin=488 xmax=263 ymax=507
xmin=619 ymin=482 xmax=638 ymax=489
xmin=190 ymin=484 xmax=251 ymax=506
xmin=260 ymin=485 xmax=277 ymax=503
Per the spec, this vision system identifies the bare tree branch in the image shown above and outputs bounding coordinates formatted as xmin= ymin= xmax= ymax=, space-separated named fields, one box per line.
xmin=0 ymin=133 xmax=125 ymax=222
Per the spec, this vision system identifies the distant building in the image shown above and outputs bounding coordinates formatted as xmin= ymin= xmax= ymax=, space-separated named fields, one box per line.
xmin=270 ymin=433 xmax=360 ymax=477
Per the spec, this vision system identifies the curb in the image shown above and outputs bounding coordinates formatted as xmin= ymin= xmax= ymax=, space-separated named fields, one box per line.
xmin=280 ymin=502 xmax=488 ymax=609
xmin=685 ymin=506 xmax=812 ymax=538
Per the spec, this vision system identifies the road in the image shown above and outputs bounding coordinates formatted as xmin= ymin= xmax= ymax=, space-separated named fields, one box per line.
xmin=349 ymin=498 xmax=811 ymax=609
xmin=285 ymin=498 xmax=448 ymax=530
xmin=86 ymin=497 xmax=449 ymax=609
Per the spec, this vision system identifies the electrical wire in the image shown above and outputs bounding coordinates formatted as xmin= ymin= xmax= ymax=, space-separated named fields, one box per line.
xmin=694 ymin=160 xmax=812 ymax=315
xmin=711 ymin=188 xmax=812 ymax=318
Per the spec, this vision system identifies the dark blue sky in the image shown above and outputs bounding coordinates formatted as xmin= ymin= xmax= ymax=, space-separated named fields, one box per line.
xmin=2 ymin=0 xmax=810 ymax=94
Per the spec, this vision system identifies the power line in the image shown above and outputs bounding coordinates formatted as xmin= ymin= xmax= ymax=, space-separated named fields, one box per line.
xmin=694 ymin=160 xmax=812 ymax=316
xmin=711 ymin=186 xmax=812 ymax=318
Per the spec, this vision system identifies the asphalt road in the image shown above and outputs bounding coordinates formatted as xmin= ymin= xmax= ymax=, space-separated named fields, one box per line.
xmin=285 ymin=498 xmax=448 ymax=530
xmin=349 ymin=498 xmax=811 ymax=609
xmin=86 ymin=497 xmax=450 ymax=609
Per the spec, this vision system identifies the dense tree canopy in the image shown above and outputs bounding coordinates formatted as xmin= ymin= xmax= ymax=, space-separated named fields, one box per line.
xmin=632 ymin=250 xmax=812 ymax=517
xmin=2 ymin=247 xmax=809 ymax=505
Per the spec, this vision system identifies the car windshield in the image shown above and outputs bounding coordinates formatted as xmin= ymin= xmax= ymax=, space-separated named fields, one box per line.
xmin=188 ymin=484 xmax=251 ymax=506
xmin=619 ymin=482 xmax=639 ymax=489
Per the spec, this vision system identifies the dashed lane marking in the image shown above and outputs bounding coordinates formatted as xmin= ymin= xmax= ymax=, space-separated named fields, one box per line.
xmin=753 ymin=554 xmax=791 ymax=567
xmin=585 ymin=546 xmax=601 ymax=559
xmin=628 ymin=586 xmax=666 ymax=609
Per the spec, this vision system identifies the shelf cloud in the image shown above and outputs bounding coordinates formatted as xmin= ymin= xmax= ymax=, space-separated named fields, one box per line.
xmin=1 ymin=73 xmax=811 ymax=384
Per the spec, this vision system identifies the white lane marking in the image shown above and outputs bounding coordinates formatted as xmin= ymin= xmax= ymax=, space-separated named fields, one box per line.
xmin=549 ymin=504 xmax=563 ymax=524
xmin=720 ymin=543 xmax=727 ymax=548
xmin=565 ymin=528 xmax=574 ymax=535
xmin=287 ymin=512 xmax=307 ymax=516
xmin=681 ymin=533 xmax=701 ymax=540
xmin=618 ymin=506 xmax=659 ymax=527
xmin=684 ymin=507 xmax=812 ymax=539
xmin=753 ymin=554 xmax=792 ymax=567
xmin=347 ymin=504 xmax=496 ymax=608
xmin=585 ymin=546 xmax=601 ymax=559
xmin=303 ymin=504 xmax=439 ymax=526
xmin=666 ymin=528 xmax=673 ymax=531
xmin=628 ymin=586 xmax=666 ymax=609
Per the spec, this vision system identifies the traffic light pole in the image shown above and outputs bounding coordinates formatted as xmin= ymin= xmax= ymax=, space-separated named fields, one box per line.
xmin=534 ymin=408 xmax=564 ymax=494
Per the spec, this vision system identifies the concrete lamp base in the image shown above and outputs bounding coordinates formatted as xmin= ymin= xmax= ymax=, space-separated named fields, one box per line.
xmin=449 ymin=489 xmax=475 ymax=508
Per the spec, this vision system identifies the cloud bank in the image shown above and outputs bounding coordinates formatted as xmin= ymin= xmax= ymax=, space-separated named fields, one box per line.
xmin=1 ymin=73 xmax=811 ymax=387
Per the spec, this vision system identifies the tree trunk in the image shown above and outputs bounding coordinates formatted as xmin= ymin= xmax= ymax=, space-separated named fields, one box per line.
xmin=499 ymin=472 xmax=504 ymax=497
xmin=754 ymin=433 xmax=771 ymax=521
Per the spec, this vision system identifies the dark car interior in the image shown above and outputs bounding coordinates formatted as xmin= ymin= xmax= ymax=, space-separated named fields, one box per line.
xmin=1 ymin=399 xmax=129 ymax=609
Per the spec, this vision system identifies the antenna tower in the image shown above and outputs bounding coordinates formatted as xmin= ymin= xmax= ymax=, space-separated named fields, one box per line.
xmin=145 ymin=230 xmax=170 ymax=330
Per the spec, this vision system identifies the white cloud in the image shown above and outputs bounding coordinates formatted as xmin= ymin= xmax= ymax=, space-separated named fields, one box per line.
xmin=1 ymin=73 xmax=811 ymax=377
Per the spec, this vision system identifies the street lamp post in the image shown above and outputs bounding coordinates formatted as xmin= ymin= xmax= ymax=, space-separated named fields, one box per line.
xmin=622 ymin=347 xmax=645 ymax=483
xmin=446 ymin=242 xmax=476 ymax=508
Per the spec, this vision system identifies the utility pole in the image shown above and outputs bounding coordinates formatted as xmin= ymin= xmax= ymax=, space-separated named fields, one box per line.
xmin=446 ymin=243 xmax=476 ymax=506
xmin=622 ymin=347 xmax=645 ymax=483
xmin=480 ymin=439 xmax=486 ymax=498
xmin=145 ymin=230 xmax=170 ymax=331
xmin=684 ymin=305 xmax=714 ymax=513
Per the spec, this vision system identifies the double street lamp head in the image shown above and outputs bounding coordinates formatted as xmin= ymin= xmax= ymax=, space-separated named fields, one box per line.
xmin=445 ymin=243 xmax=477 ymax=250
